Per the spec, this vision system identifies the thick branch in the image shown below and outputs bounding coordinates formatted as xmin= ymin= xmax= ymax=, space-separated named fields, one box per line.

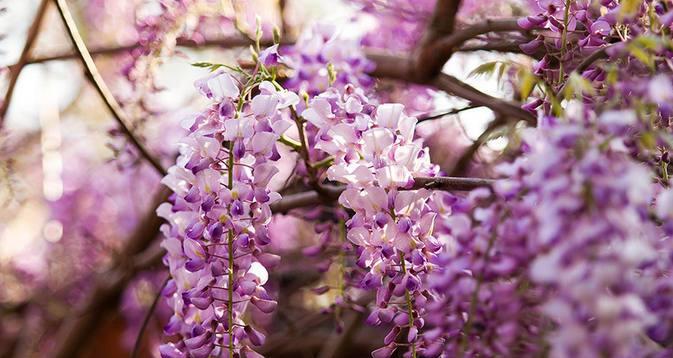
xmin=415 ymin=18 xmax=524 ymax=81
xmin=367 ymin=52 xmax=536 ymax=125
xmin=426 ymin=0 xmax=462 ymax=36
xmin=54 ymin=0 xmax=167 ymax=176
xmin=433 ymin=73 xmax=536 ymax=124
xmin=0 ymin=0 xmax=49 ymax=124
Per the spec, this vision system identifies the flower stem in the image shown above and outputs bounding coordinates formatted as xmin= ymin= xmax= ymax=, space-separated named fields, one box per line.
xmin=227 ymin=139 xmax=235 ymax=358
xmin=398 ymin=252 xmax=417 ymax=358
xmin=559 ymin=0 xmax=573 ymax=82
xmin=335 ymin=221 xmax=346 ymax=325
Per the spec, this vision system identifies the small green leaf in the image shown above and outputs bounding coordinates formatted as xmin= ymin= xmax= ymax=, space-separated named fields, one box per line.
xmin=496 ymin=61 xmax=507 ymax=84
xmin=327 ymin=63 xmax=337 ymax=86
xmin=191 ymin=62 xmax=215 ymax=68
xmin=545 ymin=85 xmax=563 ymax=116
xmin=632 ymin=35 xmax=659 ymax=50
xmin=606 ymin=66 xmax=619 ymax=85
xmin=563 ymin=72 xmax=596 ymax=100
xmin=273 ymin=26 xmax=282 ymax=44
xmin=468 ymin=61 xmax=500 ymax=79
xmin=519 ymin=70 xmax=538 ymax=100
xmin=640 ymin=131 xmax=656 ymax=149
xmin=628 ymin=44 xmax=655 ymax=69
xmin=619 ymin=0 xmax=640 ymax=18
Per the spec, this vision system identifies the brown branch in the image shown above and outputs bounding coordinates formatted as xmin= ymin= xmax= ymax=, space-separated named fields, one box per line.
xmin=414 ymin=0 xmax=461 ymax=80
xmin=23 ymin=27 xmax=518 ymax=67
xmin=54 ymin=0 xmax=166 ymax=176
xmin=415 ymin=17 xmax=524 ymax=81
xmin=51 ymin=186 xmax=171 ymax=358
xmin=271 ymin=175 xmax=494 ymax=213
xmin=433 ymin=73 xmax=536 ymax=124
xmin=132 ymin=274 xmax=170 ymax=358
xmin=367 ymin=51 xmax=536 ymax=125
xmin=25 ymin=36 xmax=283 ymax=65
xmin=426 ymin=0 xmax=462 ymax=36
xmin=0 ymin=0 xmax=49 ymax=124
xmin=413 ymin=176 xmax=494 ymax=191
xmin=574 ymin=45 xmax=610 ymax=74
xmin=417 ymin=104 xmax=480 ymax=122
xmin=316 ymin=310 xmax=364 ymax=358
xmin=450 ymin=117 xmax=507 ymax=176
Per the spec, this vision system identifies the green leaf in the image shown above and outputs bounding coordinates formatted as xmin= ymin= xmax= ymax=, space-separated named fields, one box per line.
xmin=606 ymin=66 xmax=619 ymax=85
xmin=327 ymin=63 xmax=337 ymax=86
xmin=191 ymin=62 xmax=245 ymax=74
xmin=191 ymin=61 xmax=215 ymax=68
xmin=619 ymin=0 xmax=640 ymax=18
xmin=496 ymin=61 xmax=508 ymax=84
xmin=632 ymin=35 xmax=659 ymax=50
xmin=627 ymin=44 xmax=655 ymax=69
xmin=545 ymin=85 xmax=563 ymax=116
xmin=640 ymin=131 xmax=656 ymax=149
xmin=518 ymin=70 xmax=538 ymax=100
xmin=468 ymin=61 xmax=500 ymax=79
xmin=563 ymin=72 xmax=596 ymax=100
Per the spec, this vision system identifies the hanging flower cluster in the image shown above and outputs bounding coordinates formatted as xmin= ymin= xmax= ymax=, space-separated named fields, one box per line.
xmin=511 ymin=111 xmax=673 ymax=357
xmin=519 ymin=0 xmax=673 ymax=113
xmin=424 ymin=105 xmax=673 ymax=357
xmin=301 ymin=85 xmax=444 ymax=356
xmin=422 ymin=187 xmax=545 ymax=357
xmin=157 ymin=66 xmax=299 ymax=357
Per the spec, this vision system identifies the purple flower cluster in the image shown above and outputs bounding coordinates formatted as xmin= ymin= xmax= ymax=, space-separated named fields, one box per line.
xmin=423 ymin=188 xmax=544 ymax=357
xmin=283 ymin=23 xmax=375 ymax=96
xmin=519 ymin=0 xmax=673 ymax=113
xmin=157 ymin=70 xmax=299 ymax=357
xmin=501 ymin=112 xmax=665 ymax=356
xmin=302 ymin=85 xmax=444 ymax=356
xmin=424 ymin=106 xmax=673 ymax=356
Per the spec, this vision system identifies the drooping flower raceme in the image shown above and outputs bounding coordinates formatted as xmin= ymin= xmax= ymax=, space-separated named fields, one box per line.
xmin=302 ymin=85 xmax=443 ymax=357
xmin=158 ymin=70 xmax=298 ymax=357
xmin=510 ymin=112 xmax=672 ymax=357
xmin=424 ymin=107 xmax=673 ymax=357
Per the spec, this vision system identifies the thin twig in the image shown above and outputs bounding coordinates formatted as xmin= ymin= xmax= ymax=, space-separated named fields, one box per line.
xmin=574 ymin=45 xmax=610 ymax=74
xmin=25 ymin=36 xmax=279 ymax=65
xmin=557 ymin=45 xmax=611 ymax=96
xmin=24 ymin=35 xmax=512 ymax=66
xmin=53 ymin=0 xmax=167 ymax=176
xmin=270 ymin=176 xmax=495 ymax=213
xmin=132 ymin=275 xmax=170 ymax=358
xmin=450 ymin=117 xmax=507 ymax=176
xmin=0 ymin=0 xmax=49 ymax=124
xmin=367 ymin=51 xmax=536 ymax=125
xmin=417 ymin=105 xmax=480 ymax=122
